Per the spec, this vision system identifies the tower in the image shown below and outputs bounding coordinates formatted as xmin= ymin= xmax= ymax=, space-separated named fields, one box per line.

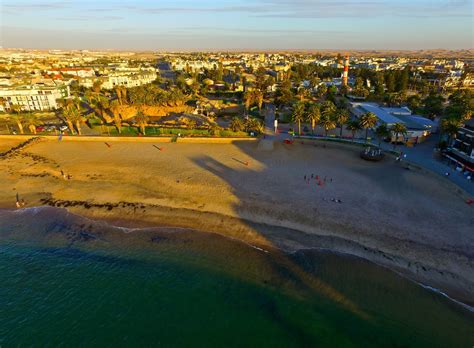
xmin=342 ymin=55 xmax=349 ymax=86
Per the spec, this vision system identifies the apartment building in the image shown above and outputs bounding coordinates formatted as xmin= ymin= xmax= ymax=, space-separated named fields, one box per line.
xmin=0 ymin=84 xmax=70 ymax=112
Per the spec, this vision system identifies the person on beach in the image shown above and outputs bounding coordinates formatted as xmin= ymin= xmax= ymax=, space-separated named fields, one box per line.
xmin=15 ymin=193 xmax=20 ymax=208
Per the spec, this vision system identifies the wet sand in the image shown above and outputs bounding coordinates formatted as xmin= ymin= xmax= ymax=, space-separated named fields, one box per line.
xmin=0 ymin=137 xmax=473 ymax=305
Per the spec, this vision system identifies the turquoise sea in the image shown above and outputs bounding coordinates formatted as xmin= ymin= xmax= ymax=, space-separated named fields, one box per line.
xmin=0 ymin=207 xmax=473 ymax=347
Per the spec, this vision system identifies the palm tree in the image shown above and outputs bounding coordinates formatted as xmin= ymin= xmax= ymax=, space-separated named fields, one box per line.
xmin=460 ymin=110 xmax=472 ymax=122
xmin=359 ymin=112 xmax=378 ymax=142
xmin=441 ymin=117 xmax=462 ymax=146
xmin=296 ymin=88 xmax=308 ymax=102
xmin=115 ymin=86 xmax=126 ymax=105
xmin=24 ymin=114 xmax=42 ymax=134
xmin=292 ymin=102 xmax=305 ymax=135
xmin=346 ymin=120 xmax=362 ymax=142
xmin=62 ymin=106 xmax=77 ymax=135
xmin=334 ymin=108 xmax=349 ymax=137
xmin=391 ymin=123 xmax=408 ymax=150
xmin=0 ymin=97 xmax=7 ymax=111
xmin=375 ymin=123 xmax=390 ymax=147
xmin=230 ymin=117 xmax=244 ymax=132
xmin=244 ymin=118 xmax=264 ymax=134
xmin=320 ymin=114 xmax=337 ymax=137
xmin=135 ymin=111 xmax=149 ymax=135
xmin=10 ymin=110 xmax=25 ymax=134
xmin=243 ymin=91 xmax=253 ymax=113
xmin=306 ymin=103 xmax=320 ymax=135
xmin=254 ymin=90 xmax=264 ymax=111
xmin=68 ymin=108 xmax=84 ymax=135
xmin=97 ymin=97 xmax=110 ymax=121
xmin=320 ymin=100 xmax=336 ymax=120
xmin=109 ymin=100 xmax=123 ymax=134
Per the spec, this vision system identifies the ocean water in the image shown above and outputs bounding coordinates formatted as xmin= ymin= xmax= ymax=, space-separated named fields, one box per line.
xmin=0 ymin=207 xmax=473 ymax=347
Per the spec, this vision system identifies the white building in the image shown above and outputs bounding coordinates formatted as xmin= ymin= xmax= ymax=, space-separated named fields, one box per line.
xmin=171 ymin=60 xmax=216 ymax=72
xmin=0 ymin=84 xmax=70 ymax=112
xmin=46 ymin=68 xmax=96 ymax=78
xmin=79 ymin=71 xmax=157 ymax=90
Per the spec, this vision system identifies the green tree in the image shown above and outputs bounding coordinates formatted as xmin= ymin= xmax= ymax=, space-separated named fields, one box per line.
xmin=244 ymin=118 xmax=264 ymax=134
xmin=321 ymin=100 xmax=336 ymax=120
xmin=291 ymin=102 xmax=306 ymax=135
xmin=441 ymin=117 xmax=462 ymax=146
xmin=9 ymin=106 xmax=25 ymax=134
xmin=23 ymin=113 xmax=42 ymax=134
xmin=385 ymin=71 xmax=396 ymax=93
xmin=62 ymin=105 xmax=83 ymax=135
xmin=334 ymin=108 xmax=349 ymax=137
xmin=320 ymin=113 xmax=337 ymax=137
xmin=407 ymin=95 xmax=422 ymax=113
xmin=396 ymin=68 xmax=409 ymax=92
xmin=306 ymin=103 xmax=321 ymax=135
xmin=230 ymin=117 xmax=244 ymax=132
xmin=316 ymin=84 xmax=327 ymax=97
xmin=109 ymin=100 xmax=123 ymax=134
xmin=422 ymin=93 xmax=444 ymax=119
xmin=135 ymin=111 xmax=149 ymax=135
xmin=391 ymin=123 xmax=408 ymax=149
xmin=375 ymin=123 xmax=390 ymax=147
xmin=346 ymin=120 xmax=362 ymax=142
xmin=359 ymin=112 xmax=378 ymax=141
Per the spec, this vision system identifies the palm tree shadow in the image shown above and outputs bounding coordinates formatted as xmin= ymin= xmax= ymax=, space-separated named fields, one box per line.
xmin=191 ymin=143 xmax=370 ymax=321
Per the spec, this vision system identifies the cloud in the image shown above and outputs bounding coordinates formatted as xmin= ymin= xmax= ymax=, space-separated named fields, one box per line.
xmin=54 ymin=15 xmax=123 ymax=21
xmin=3 ymin=0 xmax=72 ymax=12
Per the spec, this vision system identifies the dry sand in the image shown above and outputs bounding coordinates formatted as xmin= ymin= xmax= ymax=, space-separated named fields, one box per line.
xmin=0 ymin=137 xmax=473 ymax=305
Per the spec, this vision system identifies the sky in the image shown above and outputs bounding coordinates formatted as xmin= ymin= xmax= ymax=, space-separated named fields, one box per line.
xmin=1 ymin=0 xmax=473 ymax=50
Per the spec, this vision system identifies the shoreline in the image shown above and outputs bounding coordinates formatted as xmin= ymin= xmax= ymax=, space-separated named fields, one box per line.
xmin=0 ymin=204 xmax=474 ymax=313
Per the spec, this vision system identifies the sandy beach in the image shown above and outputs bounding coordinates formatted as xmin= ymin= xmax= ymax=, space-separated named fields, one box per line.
xmin=0 ymin=136 xmax=473 ymax=305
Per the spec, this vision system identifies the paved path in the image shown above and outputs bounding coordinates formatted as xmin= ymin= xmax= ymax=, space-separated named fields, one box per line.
xmin=263 ymin=104 xmax=276 ymax=137
xmin=377 ymin=136 xmax=473 ymax=196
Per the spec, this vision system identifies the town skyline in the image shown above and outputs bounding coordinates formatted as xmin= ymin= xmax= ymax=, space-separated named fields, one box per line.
xmin=2 ymin=0 xmax=473 ymax=50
